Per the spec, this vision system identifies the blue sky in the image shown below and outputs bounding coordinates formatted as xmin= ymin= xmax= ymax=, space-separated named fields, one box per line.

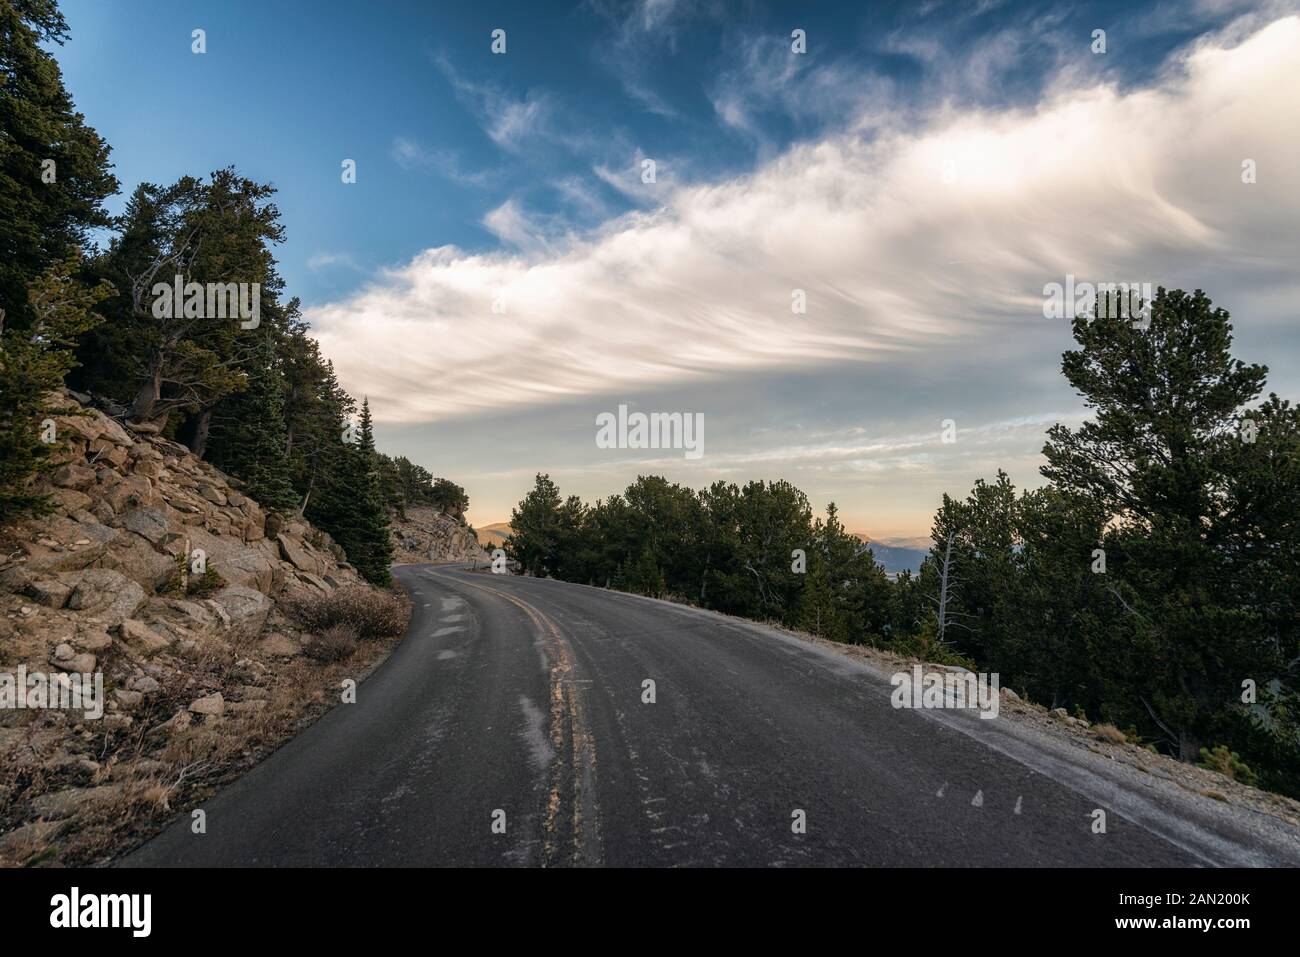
xmin=59 ymin=0 xmax=1236 ymax=303
xmin=54 ymin=1 xmax=1300 ymax=533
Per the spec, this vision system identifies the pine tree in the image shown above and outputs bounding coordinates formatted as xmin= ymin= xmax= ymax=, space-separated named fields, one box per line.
xmin=0 ymin=0 xmax=117 ymax=330
xmin=1041 ymin=288 xmax=1275 ymax=758
xmin=312 ymin=398 xmax=393 ymax=585
xmin=208 ymin=336 xmax=297 ymax=512
xmin=0 ymin=254 xmax=111 ymax=525
xmin=798 ymin=550 xmax=843 ymax=640
xmin=507 ymin=474 xmax=563 ymax=576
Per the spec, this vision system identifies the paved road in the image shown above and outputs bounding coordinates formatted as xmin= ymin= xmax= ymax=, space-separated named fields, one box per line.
xmin=124 ymin=565 xmax=1300 ymax=867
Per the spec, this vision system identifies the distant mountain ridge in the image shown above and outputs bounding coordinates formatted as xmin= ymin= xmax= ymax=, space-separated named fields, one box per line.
xmin=476 ymin=522 xmax=512 ymax=549
xmin=852 ymin=533 xmax=927 ymax=575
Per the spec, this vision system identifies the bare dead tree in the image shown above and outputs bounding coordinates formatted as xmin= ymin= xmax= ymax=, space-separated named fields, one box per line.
xmin=925 ymin=529 xmax=972 ymax=644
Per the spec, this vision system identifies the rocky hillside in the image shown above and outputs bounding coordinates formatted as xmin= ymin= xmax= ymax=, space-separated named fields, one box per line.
xmin=0 ymin=392 xmax=408 ymax=866
xmin=390 ymin=505 xmax=490 ymax=565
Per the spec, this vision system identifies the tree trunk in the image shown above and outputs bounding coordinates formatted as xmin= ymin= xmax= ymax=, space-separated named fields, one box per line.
xmin=188 ymin=408 xmax=211 ymax=458
xmin=130 ymin=367 xmax=161 ymax=422
xmin=936 ymin=531 xmax=955 ymax=643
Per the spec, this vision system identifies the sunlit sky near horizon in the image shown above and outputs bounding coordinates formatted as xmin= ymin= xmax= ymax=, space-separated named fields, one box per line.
xmin=56 ymin=0 xmax=1300 ymax=535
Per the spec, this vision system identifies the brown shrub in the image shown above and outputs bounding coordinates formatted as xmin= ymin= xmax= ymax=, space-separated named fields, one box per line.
xmin=281 ymin=585 xmax=409 ymax=641
xmin=304 ymin=624 xmax=361 ymax=662
xmin=1093 ymin=723 xmax=1127 ymax=744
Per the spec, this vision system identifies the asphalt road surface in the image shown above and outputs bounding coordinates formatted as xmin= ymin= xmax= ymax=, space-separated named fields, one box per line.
xmin=124 ymin=564 xmax=1300 ymax=867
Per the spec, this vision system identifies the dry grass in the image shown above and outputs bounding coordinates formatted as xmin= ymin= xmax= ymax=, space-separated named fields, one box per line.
xmin=281 ymin=585 xmax=408 ymax=641
xmin=1093 ymin=723 xmax=1127 ymax=744
xmin=304 ymin=623 xmax=361 ymax=662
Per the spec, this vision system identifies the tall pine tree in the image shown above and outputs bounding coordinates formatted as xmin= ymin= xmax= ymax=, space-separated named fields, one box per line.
xmin=0 ymin=254 xmax=111 ymax=524
xmin=207 ymin=335 xmax=297 ymax=512
xmin=0 ymin=0 xmax=117 ymax=330
xmin=311 ymin=398 xmax=393 ymax=585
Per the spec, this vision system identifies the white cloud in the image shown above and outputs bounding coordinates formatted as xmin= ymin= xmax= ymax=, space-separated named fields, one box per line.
xmin=390 ymin=136 xmax=493 ymax=187
xmin=311 ymin=17 xmax=1300 ymax=426
xmin=437 ymin=57 xmax=556 ymax=153
xmin=481 ymin=200 xmax=559 ymax=254
xmin=306 ymin=252 xmax=359 ymax=271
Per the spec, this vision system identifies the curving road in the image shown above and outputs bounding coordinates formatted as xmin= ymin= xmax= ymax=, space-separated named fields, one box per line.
xmin=123 ymin=564 xmax=1300 ymax=867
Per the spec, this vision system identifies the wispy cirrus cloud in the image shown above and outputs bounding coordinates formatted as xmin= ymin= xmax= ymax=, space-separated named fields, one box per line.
xmin=435 ymin=56 xmax=559 ymax=154
xmin=390 ymin=136 xmax=495 ymax=188
xmin=306 ymin=251 xmax=360 ymax=272
xmin=312 ymin=15 xmax=1300 ymax=428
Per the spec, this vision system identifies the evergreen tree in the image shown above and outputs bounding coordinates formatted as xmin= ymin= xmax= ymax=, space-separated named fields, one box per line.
xmin=798 ymin=550 xmax=844 ymax=640
xmin=507 ymin=473 xmax=563 ymax=576
xmin=311 ymin=398 xmax=393 ymax=585
xmin=1042 ymin=289 xmax=1276 ymax=758
xmin=0 ymin=0 xmax=117 ymax=330
xmin=0 ymin=254 xmax=111 ymax=525
xmin=72 ymin=170 xmax=284 ymax=428
xmin=208 ymin=335 xmax=296 ymax=512
xmin=281 ymin=324 xmax=352 ymax=513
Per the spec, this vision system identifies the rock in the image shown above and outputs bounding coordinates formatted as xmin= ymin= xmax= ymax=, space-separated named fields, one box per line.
xmin=211 ymin=585 xmax=270 ymax=636
xmin=102 ymin=714 xmax=133 ymax=732
xmin=0 ymin=820 xmax=67 ymax=857
xmin=118 ymin=619 xmax=172 ymax=657
xmin=185 ymin=527 xmax=277 ymax=594
xmin=51 ymin=652 xmax=96 ymax=674
xmin=58 ymin=568 xmax=146 ymax=627
xmin=197 ymin=484 xmax=227 ymax=505
xmin=157 ymin=598 xmax=220 ymax=629
xmin=50 ymin=488 xmax=93 ymax=513
xmin=53 ymin=643 xmax=75 ymax=662
xmin=129 ymin=675 xmax=162 ymax=695
xmin=157 ymin=598 xmax=218 ymax=629
xmin=102 ymin=533 xmax=177 ymax=592
xmin=19 ymin=518 xmax=118 ymax=574
xmin=83 ymin=410 xmax=134 ymax=447
xmin=116 ymin=506 xmax=172 ymax=544
xmin=1001 ymin=687 xmax=1021 ymax=701
xmin=243 ymin=513 xmax=266 ymax=542
xmin=74 ymin=629 xmax=113 ymax=652
xmin=24 ymin=578 xmax=71 ymax=609
xmin=297 ymin=572 xmax=333 ymax=593
xmin=102 ymin=474 xmax=154 ymax=514
xmin=51 ymin=464 xmax=95 ymax=489
xmin=88 ymin=439 xmax=129 ymax=467
xmin=148 ymin=709 xmax=191 ymax=736
xmin=113 ymin=689 xmax=143 ymax=708
xmin=188 ymin=692 xmax=225 ymax=716
xmin=1051 ymin=707 xmax=1069 ymax=720
xmin=257 ymin=633 xmax=301 ymax=657
xmin=31 ymin=785 xmax=122 ymax=820
xmin=203 ymin=600 xmax=232 ymax=629
xmin=276 ymin=533 xmax=322 ymax=574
